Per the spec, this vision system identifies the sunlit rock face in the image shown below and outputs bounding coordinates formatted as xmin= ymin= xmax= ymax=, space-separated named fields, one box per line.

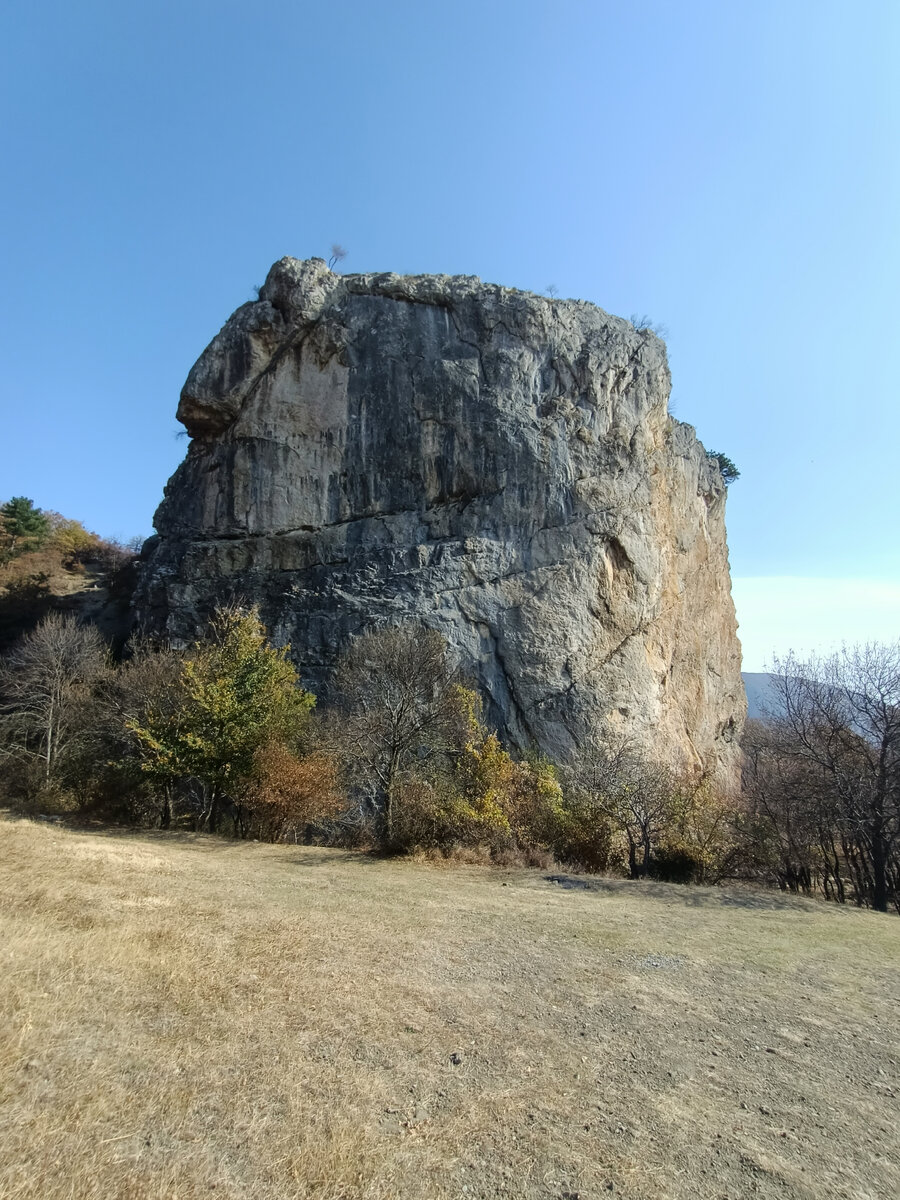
xmin=135 ymin=257 xmax=745 ymax=783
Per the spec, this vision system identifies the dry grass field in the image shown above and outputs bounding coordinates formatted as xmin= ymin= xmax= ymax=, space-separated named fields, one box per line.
xmin=1 ymin=814 xmax=898 ymax=1200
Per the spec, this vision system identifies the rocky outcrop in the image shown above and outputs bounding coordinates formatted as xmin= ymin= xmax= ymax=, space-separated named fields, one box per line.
xmin=134 ymin=258 xmax=745 ymax=782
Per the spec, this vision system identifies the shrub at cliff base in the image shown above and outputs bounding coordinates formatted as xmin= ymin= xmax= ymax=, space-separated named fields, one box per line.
xmin=332 ymin=625 xmax=466 ymax=845
xmin=654 ymin=781 xmax=743 ymax=884
xmin=0 ymin=603 xmax=740 ymax=876
xmin=128 ymin=606 xmax=317 ymax=834
xmin=389 ymin=689 xmax=567 ymax=862
xmin=237 ymin=742 xmax=343 ymax=842
xmin=560 ymin=736 xmax=743 ymax=880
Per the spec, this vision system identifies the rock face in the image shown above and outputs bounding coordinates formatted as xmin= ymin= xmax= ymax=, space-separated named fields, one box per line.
xmin=135 ymin=257 xmax=745 ymax=783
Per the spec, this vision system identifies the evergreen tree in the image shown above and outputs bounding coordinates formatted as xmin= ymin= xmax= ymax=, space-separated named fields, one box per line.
xmin=707 ymin=452 xmax=740 ymax=486
xmin=0 ymin=497 xmax=51 ymax=560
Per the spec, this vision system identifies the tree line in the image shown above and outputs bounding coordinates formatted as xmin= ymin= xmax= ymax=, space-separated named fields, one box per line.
xmin=0 ymin=599 xmax=897 ymax=912
xmin=0 ymin=607 xmax=736 ymax=878
xmin=743 ymin=644 xmax=900 ymax=912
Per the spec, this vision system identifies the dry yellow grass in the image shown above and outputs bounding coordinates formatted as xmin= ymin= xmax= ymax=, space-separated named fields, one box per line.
xmin=1 ymin=814 xmax=898 ymax=1199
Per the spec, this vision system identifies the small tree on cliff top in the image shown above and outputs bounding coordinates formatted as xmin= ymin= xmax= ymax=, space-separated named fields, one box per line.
xmin=707 ymin=452 xmax=740 ymax=485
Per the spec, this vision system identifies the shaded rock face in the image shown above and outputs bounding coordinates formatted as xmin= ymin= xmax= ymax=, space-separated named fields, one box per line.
xmin=135 ymin=258 xmax=745 ymax=782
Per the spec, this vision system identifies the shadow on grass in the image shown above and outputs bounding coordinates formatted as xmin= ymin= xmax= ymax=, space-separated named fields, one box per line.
xmin=1 ymin=811 xmax=854 ymax=906
xmin=545 ymin=873 xmax=828 ymax=913
xmin=3 ymin=811 xmax=382 ymax=869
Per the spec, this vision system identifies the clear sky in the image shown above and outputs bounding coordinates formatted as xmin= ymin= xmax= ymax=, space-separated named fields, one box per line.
xmin=1 ymin=1 xmax=897 ymax=670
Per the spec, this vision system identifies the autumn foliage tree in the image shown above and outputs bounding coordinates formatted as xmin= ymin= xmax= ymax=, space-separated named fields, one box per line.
xmin=44 ymin=513 xmax=101 ymax=561
xmin=128 ymin=607 xmax=316 ymax=832
xmin=238 ymin=742 xmax=342 ymax=841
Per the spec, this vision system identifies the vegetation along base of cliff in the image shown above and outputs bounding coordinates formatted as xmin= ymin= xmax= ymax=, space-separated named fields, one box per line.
xmin=1 ymin=816 xmax=897 ymax=1200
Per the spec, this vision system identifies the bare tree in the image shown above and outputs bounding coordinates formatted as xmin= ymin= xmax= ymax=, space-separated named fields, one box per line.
xmin=742 ymin=718 xmax=844 ymax=898
xmin=0 ymin=613 xmax=106 ymax=785
xmin=566 ymin=734 xmax=680 ymax=878
xmin=769 ymin=642 xmax=900 ymax=912
xmin=328 ymin=243 xmax=348 ymax=269
xmin=628 ymin=313 xmax=669 ymax=338
xmin=332 ymin=625 xmax=465 ymax=844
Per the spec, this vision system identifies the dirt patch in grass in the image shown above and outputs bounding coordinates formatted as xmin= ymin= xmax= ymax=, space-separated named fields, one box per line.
xmin=1 ymin=814 xmax=898 ymax=1199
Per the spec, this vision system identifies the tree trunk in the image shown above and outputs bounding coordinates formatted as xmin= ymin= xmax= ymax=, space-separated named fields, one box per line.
xmin=627 ymin=839 xmax=638 ymax=879
xmin=871 ymin=836 xmax=889 ymax=913
xmin=383 ymin=745 xmax=401 ymax=848
xmin=641 ymin=833 xmax=652 ymax=878
xmin=384 ymin=786 xmax=394 ymax=846
xmin=160 ymin=787 xmax=172 ymax=830
xmin=207 ymin=791 xmax=221 ymax=834
xmin=44 ymin=709 xmax=53 ymax=784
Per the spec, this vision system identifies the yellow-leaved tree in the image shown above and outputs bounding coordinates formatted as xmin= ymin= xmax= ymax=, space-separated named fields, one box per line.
xmin=128 ymin=606 xmax=316 ymax=833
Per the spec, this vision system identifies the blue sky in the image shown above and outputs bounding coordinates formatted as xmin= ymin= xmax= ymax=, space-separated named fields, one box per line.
xmin=1 ymin=1 xmax=897 ymax=669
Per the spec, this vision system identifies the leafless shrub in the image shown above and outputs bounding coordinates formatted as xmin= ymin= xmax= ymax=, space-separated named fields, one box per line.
xmin=332 ymin=625 xmax=465 ymax=845
xmin=629 ymin=313 xmax=669 ymax=338
xmin=563 ymin=734 xmax=679 ymax=878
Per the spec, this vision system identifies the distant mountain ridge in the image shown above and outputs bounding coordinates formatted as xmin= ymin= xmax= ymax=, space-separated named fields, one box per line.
xmin=742 ymin=672 xmax=782 ymax=721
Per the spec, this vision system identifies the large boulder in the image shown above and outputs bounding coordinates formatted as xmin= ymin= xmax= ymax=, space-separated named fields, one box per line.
xmin=135 ymin=258 xmax=745 ymax=782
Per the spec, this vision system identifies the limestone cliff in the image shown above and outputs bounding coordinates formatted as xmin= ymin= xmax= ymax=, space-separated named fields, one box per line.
xmin=134 ymin=258 xmax=745 ymax=782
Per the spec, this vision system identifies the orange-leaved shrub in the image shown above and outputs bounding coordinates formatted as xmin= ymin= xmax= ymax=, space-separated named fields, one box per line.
xmin=237 ymin=741 xmax=343 ymax=842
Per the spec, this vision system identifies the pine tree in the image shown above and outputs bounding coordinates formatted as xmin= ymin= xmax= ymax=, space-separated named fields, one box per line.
xmin=0 ymin=497 xmax=51 ymax=560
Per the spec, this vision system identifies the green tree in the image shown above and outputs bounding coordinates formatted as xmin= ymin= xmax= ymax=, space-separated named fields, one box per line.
xmin=707 ymin=452 xmax=740 ymax=485
xmin=0 ymin=497 xmax=51 ymax=561
xmin=128 ymin=606 xmax=315 ymax=832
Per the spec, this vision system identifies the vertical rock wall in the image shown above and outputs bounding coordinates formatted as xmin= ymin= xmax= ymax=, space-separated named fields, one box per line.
xmin=135 ymin=258 xmax=745 ymax=782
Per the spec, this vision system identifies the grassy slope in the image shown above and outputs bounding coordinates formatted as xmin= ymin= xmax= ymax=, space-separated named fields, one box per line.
xmin=1 ymin=816 xmax=898 ymax=1200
